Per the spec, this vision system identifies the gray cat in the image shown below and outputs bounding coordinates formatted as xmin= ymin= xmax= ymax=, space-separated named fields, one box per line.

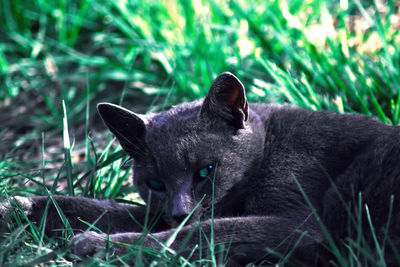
xmin=1 ymin=72 xmax=400 ymax=265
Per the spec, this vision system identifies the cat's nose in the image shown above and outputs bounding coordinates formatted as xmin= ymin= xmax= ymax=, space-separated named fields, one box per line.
xmin=173 ymin=214 xmax=188 ymax=224
xmin=172 ymin=191 xmax=192 ymax=223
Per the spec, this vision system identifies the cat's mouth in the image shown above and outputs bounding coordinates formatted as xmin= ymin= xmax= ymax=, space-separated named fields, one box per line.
xmin=163 ymin=207 xmax=204 ymax=228
xmin=163 ymin=213 xmax=193 ymax=227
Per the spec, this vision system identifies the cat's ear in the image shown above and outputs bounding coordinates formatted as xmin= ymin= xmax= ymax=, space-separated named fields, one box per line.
xmin=200 ymin=72 xmax=248 ymax=129
xmin=97 ymin=103 xmax=146 ymax=158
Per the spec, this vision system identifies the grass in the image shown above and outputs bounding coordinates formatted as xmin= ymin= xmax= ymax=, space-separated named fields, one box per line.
xmin=0 ymin=0 xmax=400 ymax=265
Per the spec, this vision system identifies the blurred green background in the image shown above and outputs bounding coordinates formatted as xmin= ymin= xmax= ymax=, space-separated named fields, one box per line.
xmin=0 ymin=0 xmax=399 ymax=265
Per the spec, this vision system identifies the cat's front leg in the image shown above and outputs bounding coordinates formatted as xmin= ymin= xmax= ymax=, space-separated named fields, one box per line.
xmin=0 ymin=196 xmax=167 ymax=237
xmin=70 ymin=215 xmax=322 ymax=264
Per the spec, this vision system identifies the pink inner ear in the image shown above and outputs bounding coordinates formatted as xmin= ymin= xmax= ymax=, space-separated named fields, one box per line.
xmin=229 ymin=84 xmax=240 ymax=104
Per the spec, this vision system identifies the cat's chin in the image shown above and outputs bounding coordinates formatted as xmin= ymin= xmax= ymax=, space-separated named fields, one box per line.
xmin=161 ymin=215 xmax=179 ymax=228
xmin=164 ymin=216 xmax=189 ymax=228
xmin=163 ymin=211 xmax=202 ymax=228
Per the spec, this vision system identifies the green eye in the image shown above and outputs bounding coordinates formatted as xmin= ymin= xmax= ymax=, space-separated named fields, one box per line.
xmin=198 ymin=164 xmax=214 ymax=179
xmin=147 ymin=179 xmax=166 ymax=191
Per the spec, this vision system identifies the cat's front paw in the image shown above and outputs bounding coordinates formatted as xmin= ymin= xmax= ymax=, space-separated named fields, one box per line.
xmin=70 ymin=231 xmax=143 ymax=258
xmin=70 ymin=231 xmax=107 ymax=258
xmin=0 ymin=196 xmax=33 ymax=231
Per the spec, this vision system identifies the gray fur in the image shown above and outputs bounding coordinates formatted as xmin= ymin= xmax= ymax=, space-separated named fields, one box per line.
xmin=2 ymin=72 xmax=400 ymax=265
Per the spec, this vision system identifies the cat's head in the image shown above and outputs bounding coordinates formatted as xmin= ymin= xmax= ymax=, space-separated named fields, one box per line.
xmin=98 ymin=72 xmax=265 ymax=226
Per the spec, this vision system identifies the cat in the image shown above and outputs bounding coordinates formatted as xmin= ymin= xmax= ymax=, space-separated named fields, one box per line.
xmin=1 ymin=72 xmax=400 ymax=265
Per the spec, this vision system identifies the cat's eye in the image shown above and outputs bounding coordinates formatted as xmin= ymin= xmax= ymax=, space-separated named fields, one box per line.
xmin=147 ymin=179 xmax=166 ymax=191
xmin=197 ymin=164 xmax=214 ymax=179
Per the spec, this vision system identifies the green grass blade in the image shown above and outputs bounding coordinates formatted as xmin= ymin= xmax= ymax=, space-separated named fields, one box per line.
xmin=62 ymin=100 xmax=74 ymax=196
